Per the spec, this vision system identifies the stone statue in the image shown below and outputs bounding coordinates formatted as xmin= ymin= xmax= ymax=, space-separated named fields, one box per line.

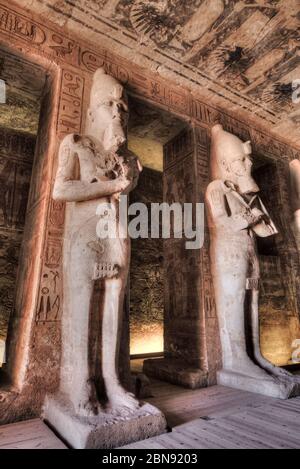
xmin=205 ymin=124 xmax=300 ymax=399
xmin=290 ymin=159 xmax=300 ymax=250
xmin=52 ymin=68 xmax=142 ymax=416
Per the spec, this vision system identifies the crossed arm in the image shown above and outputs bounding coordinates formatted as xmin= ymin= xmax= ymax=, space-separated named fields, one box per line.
xmin=206 ymin=182 xmax=265 ymax=233
xmin=53 ymin=135 xmax=130 ymax=202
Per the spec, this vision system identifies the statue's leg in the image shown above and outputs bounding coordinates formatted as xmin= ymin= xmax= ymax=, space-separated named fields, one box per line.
xmin=212 ymin=242 xmax=267 ymax=379
xmin=60 ymin=237 xmax=100 ymax=417
xmin=102 ymin=274 xmax=139 ymax=414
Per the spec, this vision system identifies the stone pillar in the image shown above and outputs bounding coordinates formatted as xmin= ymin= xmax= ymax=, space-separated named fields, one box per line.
xmin=144 ymin=126 xmax=221 ymax=388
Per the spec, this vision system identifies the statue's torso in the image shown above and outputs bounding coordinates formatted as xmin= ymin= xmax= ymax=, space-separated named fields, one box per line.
xmin=63 ymin=136 xmax=136 ymax=276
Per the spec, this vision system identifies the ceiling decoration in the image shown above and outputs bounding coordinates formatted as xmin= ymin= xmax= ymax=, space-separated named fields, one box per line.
xmin=5 ymin=0 xmax=300 ymax=144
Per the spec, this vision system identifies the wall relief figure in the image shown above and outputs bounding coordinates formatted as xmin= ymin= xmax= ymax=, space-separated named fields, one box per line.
xmin=44 ymin=68 xmax=166 ymax=449
xmin=205 ymin=124 xmax=300 ymax=399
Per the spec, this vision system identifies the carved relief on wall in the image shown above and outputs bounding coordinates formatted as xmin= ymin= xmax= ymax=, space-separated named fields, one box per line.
xmin=35 ymin=68 xmax=85 ymax=325
xmin=57 ymin=70 xmax=84 ymax=138
xmin=34 ymin=0 xmax=299 ymax=141
xmin=36 ymin=269 xmax=61 ymax=322
xmin=0 ymin=128 xmax=35 ymax=343
xmin=0 ymin=1 xmax=299 ymax=157
xmin=0 ymin=0 xmax=299 ymax=418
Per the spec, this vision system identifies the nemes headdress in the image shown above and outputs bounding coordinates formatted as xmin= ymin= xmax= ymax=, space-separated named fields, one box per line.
xmin=90 ymin=68 xmax=124 ymax=107
xmin=210 ymin=124 xmax=252 ymax=180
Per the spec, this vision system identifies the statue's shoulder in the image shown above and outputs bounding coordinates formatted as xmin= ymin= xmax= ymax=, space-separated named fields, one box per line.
xmin=59 ymin=134 xmax=96 ymax=158
xmin=60 ymin=133 xmax=95 ymax=148
xmin=60 ymin=133 xmax=79 ymax=147
xmin=206 ymin=180 xmax=225 ymax=194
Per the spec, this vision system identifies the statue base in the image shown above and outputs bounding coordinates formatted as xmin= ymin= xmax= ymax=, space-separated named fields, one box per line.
xmin=218 ymin=369 xmax=300 ymax=400
xmin=143 ymin=358 xmax=210 ymax=389
xmin=43 ymin=394 xmax=167 ymax=449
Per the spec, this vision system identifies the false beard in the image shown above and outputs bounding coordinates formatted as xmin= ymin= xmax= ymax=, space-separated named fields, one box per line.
xmin=237 ymin=176 xmax=259 ymax=195
xmin=103 ymin=120 xmax=126 ymax=152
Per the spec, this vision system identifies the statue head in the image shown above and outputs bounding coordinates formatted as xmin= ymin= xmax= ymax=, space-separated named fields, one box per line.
xmin=86 ymin=68 xmax=128 ymax=151
xmin=210 ymin=124 xmax=259 ymax=194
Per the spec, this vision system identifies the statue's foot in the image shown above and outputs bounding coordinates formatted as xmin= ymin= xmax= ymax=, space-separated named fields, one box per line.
xmin=253 ymin=354 xmax=300 ymax=382
xmin=230 ymin=358 xmax=273 ymax=380
xmin=71 ymin=396 xmax=102 ymax=418
xmin=106 ymin=385 xmax=140 ymax=416
xmin=281 ymin=372 xmax=300 ymax=385
xmin=70 ymin=383 xmax=102 ymax=418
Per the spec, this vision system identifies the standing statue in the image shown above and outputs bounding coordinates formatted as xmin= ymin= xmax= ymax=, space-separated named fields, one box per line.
xmin=290 ymin=159 xmax=300 ymax=251
xmin=205 ymin=124 xmax=300 ymax=398
xmin=52 ymin=68 xmax=142 ymax=417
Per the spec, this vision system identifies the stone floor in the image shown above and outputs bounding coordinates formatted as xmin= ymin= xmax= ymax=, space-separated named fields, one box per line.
xmin=0 ymin=419 xmax=67 ymax=449
xmin=122 ymin=385 xmax=300 ymax=449
xmin=1 ymin=382 xmax=300 ymax=449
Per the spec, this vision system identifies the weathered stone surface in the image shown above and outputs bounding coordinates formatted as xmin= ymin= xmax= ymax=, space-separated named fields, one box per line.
xmin=42 ymin=68 xmax=167 ymax=448
xmin=44 ymin=395 xmax=166 ymax=449
xmin=0 ymin=128 xmax=36 ymax=348
xmin=11 ymin=0 xmax=300 ymax=146
xmin=49 ymin=68 xmax=143 ymax=419
xmin=143 ymin=358 xmax=209 ymax=390
xmin=205 ymin=124 xmax=300 ymax=399
xmin=0 ymin=0 xmax=299 ymax=427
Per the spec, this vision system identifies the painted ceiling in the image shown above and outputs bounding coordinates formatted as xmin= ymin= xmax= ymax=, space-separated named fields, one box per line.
xmin=14 ymin=0 xmax=300 ymax=146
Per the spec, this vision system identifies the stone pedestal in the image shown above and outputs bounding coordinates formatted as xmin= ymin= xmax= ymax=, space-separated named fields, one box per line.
xmin=43 ymin=395 xmax=167 ymax=449
xmin=218 ymin=370 xmax=300 ymax=400
xmin=143 ymin=358 xmax=209 ymax=389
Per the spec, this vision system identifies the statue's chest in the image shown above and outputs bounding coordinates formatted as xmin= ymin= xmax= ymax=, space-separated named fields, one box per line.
xmin=78 ymin=144 xmax=124 ymax=182
xmin=226 ymin=191 xmax=249 ymax=215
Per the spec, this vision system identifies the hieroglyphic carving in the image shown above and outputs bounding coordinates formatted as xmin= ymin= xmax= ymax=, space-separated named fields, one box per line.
xmin=45 ymin=239 xmax=63 ymax=269
xmin=57 ymin=70 xmax=84 ymax=138
xmin=80 ymin=49 xmax=130 ymax=85
xmin=49 ymin=200 xmax=65 ymax=229
xmin=163 ymin=128 xmax=194 ymax=171
xmin=36 ymin=70 xmax=84 ymax=323
xmin=36 ymin=269 xmax=61 ymax=322
xmin=0 ymin=0 xmax=299 ymax=409
xmin=48 ymin=33 xmax=78 ymax=63
xmin=163 ymin=127 xmax=208 ymax=367
xmin=36 ymin=234 xmax=63 ymax=323
xmin=0 ymin=129 xmax=35 ymax=343
xmin=0 ymin=127 xmax=35 ymax=162
xmin=194 ymin=125 xmax=220 ymax=373
xmin=0 ymin=4 xmax=46 ymax=45
xmin=1 ymin=1 xmax=299 ymax=159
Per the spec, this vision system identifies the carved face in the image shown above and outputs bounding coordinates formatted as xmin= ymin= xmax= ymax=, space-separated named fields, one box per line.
xmin=86 ymin=68 xmax=129 ymax=152
xmin=223 ymin=151 xmax=259 ymax=195
xmin=211 ymin=125 xmax=259 ymax=194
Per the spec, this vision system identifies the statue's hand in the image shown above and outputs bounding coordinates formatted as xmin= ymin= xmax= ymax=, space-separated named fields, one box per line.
xmin=251 ymin=207 xmax=270 ymax=225
xmin=122 ymin=157 xmax=142 ymax=192
xmin=112 ymin=174 xmax=131 ymax=193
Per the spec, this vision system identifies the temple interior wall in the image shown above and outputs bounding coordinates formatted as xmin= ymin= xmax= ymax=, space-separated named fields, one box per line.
xmin=0 ymin=0 xmax=299 ymax=424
